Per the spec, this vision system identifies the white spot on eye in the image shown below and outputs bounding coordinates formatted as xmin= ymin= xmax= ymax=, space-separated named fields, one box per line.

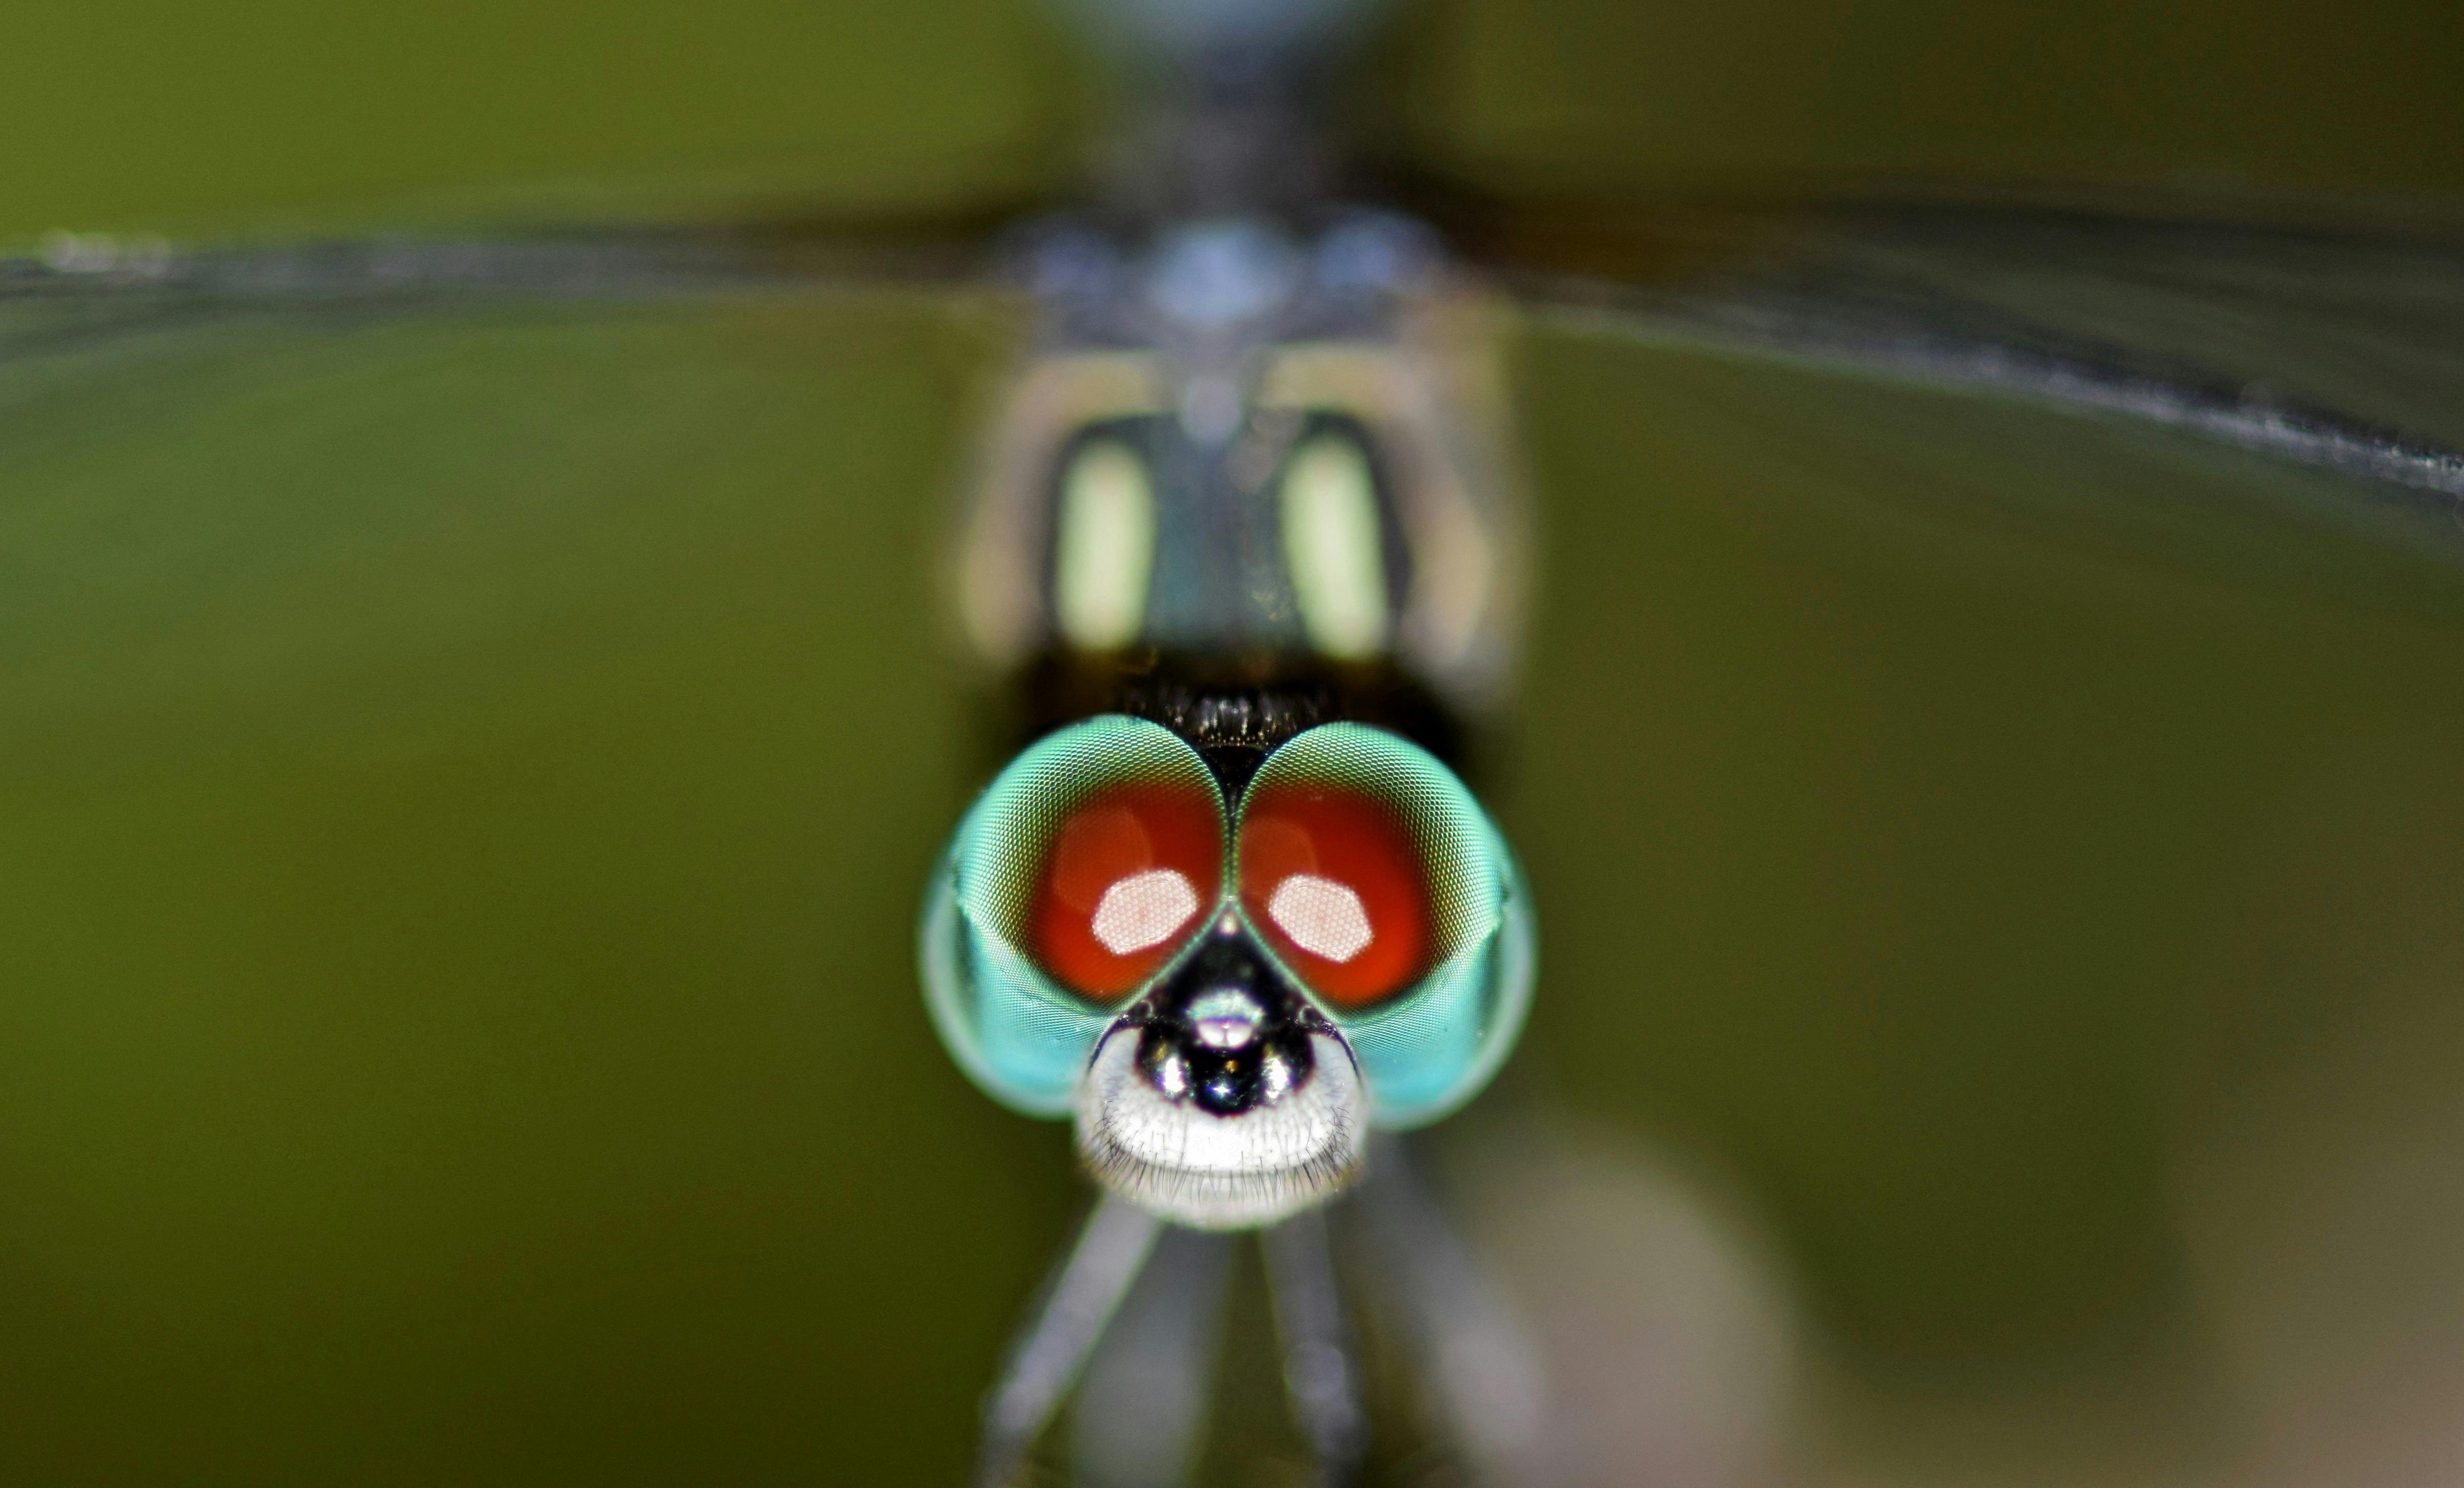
xmin=1280 ymin=432 xmax=1389 ymax=659
xmin=1054 ymin=439 xmax=1155 ymax=651
xmin=1154 ymin=1049 xmax=1189 ymax=1099
xmin=1091 ymin=868 xmax=1200 ymax=955
xmin=1267 ymin=873 xmax=1373 ymax=962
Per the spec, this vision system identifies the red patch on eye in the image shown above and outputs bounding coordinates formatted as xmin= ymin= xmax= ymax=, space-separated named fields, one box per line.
xmin=1028 ymin=782 xmax=1221 ymax=999
xmin=1237 ymin=784 xmax=1430 ymax=1008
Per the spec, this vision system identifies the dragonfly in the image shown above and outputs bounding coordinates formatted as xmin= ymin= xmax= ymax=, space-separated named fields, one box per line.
xmin=10 ymin=0 xmax=2464 ymax=1483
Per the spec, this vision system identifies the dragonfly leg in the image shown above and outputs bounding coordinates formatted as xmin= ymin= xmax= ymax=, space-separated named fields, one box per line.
xmin=1069 ymin=1226 xmax=1236 ymax=1488
xmin=1262 ymin=1207 xmax=1369 ymax=1485
xmin=1353 ymin=1134 xmax=1555 ymax=1487
xmin=977 ymin=1193 xmax=1165 ymax=1488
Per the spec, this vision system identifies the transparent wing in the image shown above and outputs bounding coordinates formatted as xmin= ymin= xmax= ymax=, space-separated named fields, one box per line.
xmin=0 ymin=211 xmax=1039 ymax=748
xmin=0 ymin=201 xmax=1025 ymax=382
xmin=1411 ymin=181 xmax=2464 ymax=595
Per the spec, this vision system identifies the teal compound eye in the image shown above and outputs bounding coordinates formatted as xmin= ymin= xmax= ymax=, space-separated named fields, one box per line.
xmin=1233 ymin=722 xmax=1534 ymax=1127
xmin=920 ymin=715 xmax=1226 ymax=1116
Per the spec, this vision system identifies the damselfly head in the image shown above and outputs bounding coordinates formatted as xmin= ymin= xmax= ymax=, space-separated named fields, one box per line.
xmin=920 ymin=715 xmax=1533 ymax=1229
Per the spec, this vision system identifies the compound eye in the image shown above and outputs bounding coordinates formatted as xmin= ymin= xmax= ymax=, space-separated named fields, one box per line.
xmin=1238 ymin=776 xmax=1431 ymax=1009
xmin=927 ymin=716 xmax=1228 ymax=1117
xmin=1030 ymin=780 xmax=1221 ymax=998
xmin=1225 ymin=721 xmax=1531 ymax=1128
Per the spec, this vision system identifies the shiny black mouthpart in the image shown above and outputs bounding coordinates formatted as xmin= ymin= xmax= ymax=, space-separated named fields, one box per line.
xmin=1122 ymin=922 xmax=1327 ymax=1118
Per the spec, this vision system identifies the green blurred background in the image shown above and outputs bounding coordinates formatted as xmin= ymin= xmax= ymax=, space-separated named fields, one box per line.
xmin=10 ymin=0 xmax=2464 ymax=242
xmin=7 ymin=1 xmax=2464 ymax=1483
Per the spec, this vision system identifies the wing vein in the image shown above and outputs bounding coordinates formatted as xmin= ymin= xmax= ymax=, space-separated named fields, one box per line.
xmin=1518 ymin=270 xmax=2464 ymax=522
xmin=1518 ymin=272 xmax=2464 ymax=522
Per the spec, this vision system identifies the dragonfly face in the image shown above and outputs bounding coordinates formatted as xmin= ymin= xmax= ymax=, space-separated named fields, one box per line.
xmin=922 ymin=211 xmax=1536 ymax=1228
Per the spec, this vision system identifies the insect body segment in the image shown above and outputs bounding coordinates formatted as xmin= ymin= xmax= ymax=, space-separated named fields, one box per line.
xmin=954 ymin=212 xmax=1528 ymax=720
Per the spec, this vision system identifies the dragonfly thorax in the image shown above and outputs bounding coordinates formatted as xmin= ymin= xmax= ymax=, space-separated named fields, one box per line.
xmin=954 ymin=209 xmax=1528 ymax=723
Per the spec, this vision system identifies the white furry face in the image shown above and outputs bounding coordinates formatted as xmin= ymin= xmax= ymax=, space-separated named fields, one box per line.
xmin=1076 ymin=1021 xmax=1367 ymax=1230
